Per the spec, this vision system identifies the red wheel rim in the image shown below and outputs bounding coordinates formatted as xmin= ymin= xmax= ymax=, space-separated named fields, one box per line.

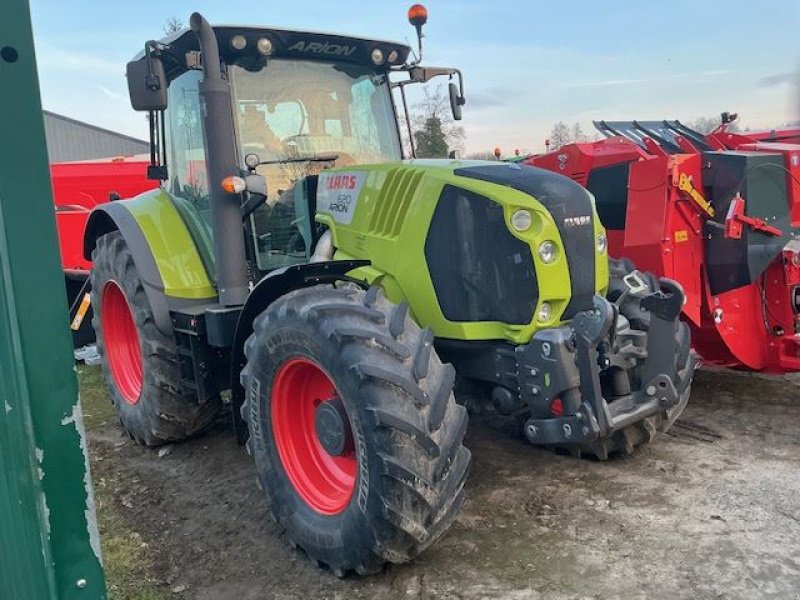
xmin=271 ymin=358 xmax=356 ymax=515
xmin=101 ymin=281 xmax=143 ymax=405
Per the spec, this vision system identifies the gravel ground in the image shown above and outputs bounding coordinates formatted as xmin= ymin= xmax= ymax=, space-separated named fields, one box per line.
xmin=81 ymin=366 xmax=800 ymax=600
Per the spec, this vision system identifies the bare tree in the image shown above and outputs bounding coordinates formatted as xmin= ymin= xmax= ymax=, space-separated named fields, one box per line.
xmin=163 ymin=17 xmax=184 ymax=35
xmin=571 ymin=123 xmax=589 ymax=143
xmin=548 ymin=122 xmax=572 ymax=151
xmin=405 ymin=85 xmax=465 ymax=157
xmin=547 ymin=121 xmax=597 ymax=151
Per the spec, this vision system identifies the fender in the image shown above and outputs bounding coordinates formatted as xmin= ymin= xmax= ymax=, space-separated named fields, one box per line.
xmin=83 ymin=201 xmax=174 ymax=335
xmin=230 ymin=259 xmax=369 ymax=444
xmin=84 ymin=190 xmax=218 ymax=336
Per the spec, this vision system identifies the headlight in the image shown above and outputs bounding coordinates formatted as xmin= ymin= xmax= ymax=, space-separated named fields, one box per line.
xmin=256 ymin=37 xmax=273 ymax=56
xmin=231 ymin=35 xmax=247 ymax=50
xmin=596 ymin=233 xmax=607 ymax=254
xmin=537 ymin=302 xmax=552 ymax=323
xmin=371 ymin=48 xmax=385 ymax=65
xmin=388 ymin=50 xmax=399 ymax=64
xmin=538 ymin=240 xmax=557 ymax=264
xmin=511 ymin=209 xmax=532 ymax=232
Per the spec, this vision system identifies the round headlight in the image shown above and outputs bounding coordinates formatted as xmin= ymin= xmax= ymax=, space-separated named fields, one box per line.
xmin=596 ymin=233 xmax=607 ymax=254
xmin=511 ymin=209 xmax=532 ymax=232
xmin=256 ymin=37 xmax=273 ymax=56
xmin=538 ymin=240 xmax=557 ymax=264
xmin=388 ymin=50 xmax=399 ymax=64
xmin=537 ymin=302 xmax=552 ymax=323
xmin=231 ymin=35 xmax=247 ymax=51
xmin=371 ymin=48 xmax=385 ymax=65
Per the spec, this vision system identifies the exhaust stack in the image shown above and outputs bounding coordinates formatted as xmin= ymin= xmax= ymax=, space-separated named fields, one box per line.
xmin=190 ymin=12 xmax=249 ymax=306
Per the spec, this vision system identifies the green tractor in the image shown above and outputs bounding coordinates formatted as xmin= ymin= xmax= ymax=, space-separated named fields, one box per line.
xmin=85 ymin=6 xmax=695 ymax=575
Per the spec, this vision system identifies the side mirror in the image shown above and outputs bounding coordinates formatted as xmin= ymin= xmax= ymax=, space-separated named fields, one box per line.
xmin=126 ymin=56 xmax=167 ymax=111
xmin=449 ymin=81 xmax=465 ymax=121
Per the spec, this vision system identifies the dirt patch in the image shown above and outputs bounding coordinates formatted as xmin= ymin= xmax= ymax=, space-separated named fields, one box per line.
xmin=79 ymin=366 xmax=800 ymax=599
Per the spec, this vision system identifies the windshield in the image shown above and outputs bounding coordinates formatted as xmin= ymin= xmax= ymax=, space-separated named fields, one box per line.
xmin=231 ymin=60 xmax=401 ymax=170
xmin=229 ymin=59 xmax=401 ymax=272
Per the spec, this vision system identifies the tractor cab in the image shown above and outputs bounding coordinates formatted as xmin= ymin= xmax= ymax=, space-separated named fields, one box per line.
xmin=125 ymin=11 xmax=465 ymax=300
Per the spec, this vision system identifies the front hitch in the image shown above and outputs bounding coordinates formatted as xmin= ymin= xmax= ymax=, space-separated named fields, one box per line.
xmin=521 ymin=280 xmax=689 ymax=447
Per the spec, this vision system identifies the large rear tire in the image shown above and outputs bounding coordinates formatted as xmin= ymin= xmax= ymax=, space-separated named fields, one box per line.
xmin=240 ymin=285 xmax=470 ymax=576
xmin=574 ymin=258 xmax=693 ymax=459
xmin=90 ymin=231 xmax=220 ymax=445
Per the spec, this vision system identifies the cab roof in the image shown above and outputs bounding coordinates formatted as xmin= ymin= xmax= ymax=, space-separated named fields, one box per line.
xmin=137 ymin=25 xmax=412 ymax=80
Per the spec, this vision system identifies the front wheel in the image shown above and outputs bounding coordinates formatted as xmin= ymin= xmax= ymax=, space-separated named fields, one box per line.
xmin=240 ymin=285 xmax=470 ymax=576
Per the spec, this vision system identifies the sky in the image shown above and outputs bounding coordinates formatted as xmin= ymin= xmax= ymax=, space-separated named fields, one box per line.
xmin=29 ymin=0 xmax=800 ymax=155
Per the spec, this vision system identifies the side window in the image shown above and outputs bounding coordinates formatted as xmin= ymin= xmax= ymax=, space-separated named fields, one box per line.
xmin=163 ymin=70 xmax=216 ymax=280
xmin=351 ymin=76 xmax=393 ymax=157
xmin=165 ymin=70 xmax=209 ymax=210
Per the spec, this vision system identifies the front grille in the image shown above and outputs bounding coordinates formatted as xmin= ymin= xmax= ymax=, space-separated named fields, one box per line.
xmin=424 ymin=185 xmax=538 ymax=324
xmin=454 ymin=164 xmax=596 ymax=319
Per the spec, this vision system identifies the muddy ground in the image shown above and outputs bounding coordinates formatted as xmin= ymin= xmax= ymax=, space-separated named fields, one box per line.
xmin=80 ymin=365 xmax=800 ymax=600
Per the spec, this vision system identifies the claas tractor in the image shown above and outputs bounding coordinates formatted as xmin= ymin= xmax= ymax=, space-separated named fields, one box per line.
xmin=83 ymin=7 xmax=694 ymax=575
xmin=529 ymin=116 xmax=800 ymax=373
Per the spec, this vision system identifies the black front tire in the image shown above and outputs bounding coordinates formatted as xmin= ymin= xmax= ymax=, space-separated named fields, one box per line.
xmin=240 ymin=285 xmax=471 ymax=576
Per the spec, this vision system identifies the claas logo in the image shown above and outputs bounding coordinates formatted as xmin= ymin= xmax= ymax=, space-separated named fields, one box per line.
xmin=326 ymin=174 xmax=359 ymax=190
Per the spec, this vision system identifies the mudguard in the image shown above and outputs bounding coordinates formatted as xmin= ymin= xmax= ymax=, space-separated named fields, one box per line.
xmin=83 ymin=189 xmax=217 ymax=335
xmin=230 ymin=260 xmax=369 ymax=444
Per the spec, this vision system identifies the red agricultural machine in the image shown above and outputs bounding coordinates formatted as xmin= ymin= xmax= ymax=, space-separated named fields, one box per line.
xmin=529 ymin=115 xmax=800 ymax=372
xmin=52 ymin=156 xmax=155 ymax=346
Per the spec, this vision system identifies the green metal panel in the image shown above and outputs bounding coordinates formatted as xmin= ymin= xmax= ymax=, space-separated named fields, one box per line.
xmin=122 ymin=189 xmax=217 ymax=299
xmin=317 ymin=161 xmax=609 ymax=344
xmin=0 ymin=1 xmax=106 ymax=598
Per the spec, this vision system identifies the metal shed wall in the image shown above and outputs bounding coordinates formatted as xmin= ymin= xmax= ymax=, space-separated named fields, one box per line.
xmin=43 ymin=110 xmax=148 ymax=162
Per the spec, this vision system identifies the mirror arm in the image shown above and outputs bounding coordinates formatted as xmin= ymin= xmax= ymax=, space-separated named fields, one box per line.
xmin=143 ymin=41 xmax=156 ymax=89
xmin=143 ymin=41 xmax=165 ymax=92
xmin=399 ymin=84 xmax=416 ymax=159
xmin=394 ymin=65 xmax=461 ymax=85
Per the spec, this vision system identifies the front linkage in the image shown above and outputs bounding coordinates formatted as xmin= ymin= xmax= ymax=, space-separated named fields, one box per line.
xmin=441 ymin=267 xmax=695 ymax=459
xmin=521 ymin=276 xmax=692 ymax=452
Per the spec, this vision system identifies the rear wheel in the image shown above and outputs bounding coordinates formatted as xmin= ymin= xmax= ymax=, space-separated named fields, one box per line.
xmin=90 ymin=231 xmax=220 ymax=445
xmin=240 ymin=285 xmax=470 ymax=575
